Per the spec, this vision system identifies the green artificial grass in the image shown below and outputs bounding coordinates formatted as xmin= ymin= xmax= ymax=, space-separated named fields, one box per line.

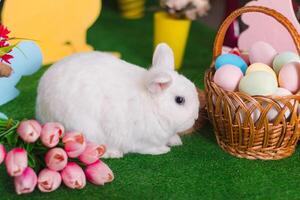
xmin=1 ymin=4 xmax=300 ymax=200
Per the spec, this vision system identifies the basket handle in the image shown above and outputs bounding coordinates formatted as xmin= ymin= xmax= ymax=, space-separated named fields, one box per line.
xmin=212 ymin=6 xmax=300 ymax=62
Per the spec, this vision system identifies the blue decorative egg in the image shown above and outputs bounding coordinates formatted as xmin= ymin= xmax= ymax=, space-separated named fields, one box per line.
xmin=0 ymin=41 xmax=43 ymax=105
xmin=215 ymin=53 xmax=248 ymax=74
xmin=10 ymin=40 xmax=43 ymax=76
xmin=0 ymin=113 xmax=8 ymax=119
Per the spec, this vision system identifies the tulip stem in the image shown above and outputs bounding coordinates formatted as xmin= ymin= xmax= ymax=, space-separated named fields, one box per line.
xmin=0 ymin=118 xmax=19 ymax=140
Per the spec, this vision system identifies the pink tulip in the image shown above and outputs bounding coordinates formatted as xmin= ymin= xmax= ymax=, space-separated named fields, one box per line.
xmin=14 ymin=167 xmax=37 ymax=195
xmin=62 ymin=132 xmax=86 ymax=158
xmin=5 ymin=148 xmax=28 ymax=177
xmin=17 ymin=120 xmax=42 ymax=143
xmin=0 ymin=144 xmax=6 ymax=165
xmin=85 ymin=160 xmax=114 ymax=185
xmin=41 ymin=122 xmax=65 ymax=148
xmin=45 ymin=148 xmax=68 ymax=171
xmin=61 ymin=162 xmax=86 ymax=189
xmin=78 ymin=142 xmax=106 ymax=165
xmin=38 ymin=168 xmax=62 ymax=192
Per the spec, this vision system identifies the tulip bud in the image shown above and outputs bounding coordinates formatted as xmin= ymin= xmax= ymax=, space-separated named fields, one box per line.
xmin=0 ymin=144 xmax=6 ymax=165
xmin=38 ymin=168 xmax=62 ymax=192
xmin=41 ymin=122 xmax=65 ymax=148
xmin=5 ymin=148 xmax=28 ymax=177
xmin=61 ymin=162 xmax=86 ymax=189
xmin=14 ymin=167 xmax=37 ymax=195
xmin=17 ymin=120 xmax=42 ymax=143
xmin=45 ymin=148 xmax=68 ymax=171
xmin=78 ymin=142 xmax=106 ymax=165
xmin=85 ymin=160 xmax=114 ymax=185
xmin=62 ymin=132 xmax=86 ymax=158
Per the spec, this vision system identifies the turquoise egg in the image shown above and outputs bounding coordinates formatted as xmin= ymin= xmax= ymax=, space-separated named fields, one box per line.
xmin=215 ymin=53 xmax=248 ymax=74
xmin=239 ymin=71 xmax=277 ymax=96
xmin=0 ymin=41 xmax=42 ymax=105
xmin=273 ymin=52 xmax=300 ymax=74
xmin=0 ymin=113 xmax=7 ymax=119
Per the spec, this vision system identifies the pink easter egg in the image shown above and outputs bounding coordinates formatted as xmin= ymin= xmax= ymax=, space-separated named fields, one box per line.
xmin=213 ymin=64 xmax=244 ymax=92
xmin=278 ymin=62 xmax=300 ymax=93
xmin=249 ymin=41 xmax=277 ymax=66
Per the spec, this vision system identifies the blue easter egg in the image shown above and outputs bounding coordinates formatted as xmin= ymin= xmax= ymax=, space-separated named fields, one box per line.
xmin=215 ymin=53 xmax=248 ymax=74
xmin=0 ymin=72 xmax=22 ymax=87
xmin=0 ymin=113 xmax=8 ymax=119
xmin=0 ymin=40 xmax=43 ymax=105
xmin=0 ymin=86 xmax=20 ymax=105
xmin=10 ymin=40 xmax=43 ymax=75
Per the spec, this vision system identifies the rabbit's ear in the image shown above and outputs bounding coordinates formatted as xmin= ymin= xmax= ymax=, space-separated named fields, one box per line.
xmin=146 ymin=70 xmax=173 ymax=94
xmin=152 ymin=43 xmax=175 ymax=70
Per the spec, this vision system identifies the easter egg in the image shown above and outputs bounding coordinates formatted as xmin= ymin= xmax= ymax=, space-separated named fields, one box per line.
xmin=0 ymin=40 xmax=43 ymax=105
xmin=249 ymin=41 xmax=277 ymax=66
xmin=237 ymin=88 xmax=292 ymax=123
xmin=233 ymin=101 xmax=260 ymax=123
xmin=10 ymin=40 xmax=43 ymax=75
xmin=246 ymin=63 xmax=277 ymax=82
xmin=267 ymin=88 xmax=292 ymax=121
xmin=272 ymin=87 xmax=293 ymax=97
xmin=273 ymin=52 xmax=300 ymax=74
xmin=278 ymin=62 xmax=300 ymax=93
xmin=239 ymin=71 xmax=277 ymax=96
xmin=0 ymin=113 xmax=8 ymax=119
xmin=215 ymin=53 xmax=248 ymax=74
xmin=213 ymin=64 xmax=243 ymax=92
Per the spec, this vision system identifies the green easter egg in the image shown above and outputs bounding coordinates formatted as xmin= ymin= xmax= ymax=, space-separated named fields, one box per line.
xmin=273 ymin=52 xmax=300 ymax=74
xmin=239 ymin=71 xmax=278 ymax=96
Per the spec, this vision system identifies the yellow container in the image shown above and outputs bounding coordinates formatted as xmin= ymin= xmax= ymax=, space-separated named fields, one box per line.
xmin=154 ymin=12 xmax=191 ymax=70
xmin=118 ymin=0 xmax=145 ymax=19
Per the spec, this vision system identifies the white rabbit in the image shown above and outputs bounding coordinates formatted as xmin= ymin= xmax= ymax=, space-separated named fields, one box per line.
xmin=36 ymin=43 xmax=200 ymax=158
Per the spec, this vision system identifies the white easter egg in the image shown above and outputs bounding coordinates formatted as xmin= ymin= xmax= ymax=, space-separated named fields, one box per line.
xmin=267 ymin=88 xmax=292 ymax=121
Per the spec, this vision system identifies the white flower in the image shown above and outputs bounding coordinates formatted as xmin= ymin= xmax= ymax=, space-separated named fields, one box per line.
xmin=161 ymin=0 xmax=211 ymax=20
xmin=166 ymin=0 xmax=190 ymax=10
xmin=186 ymin=0 xmax=210 ymax=20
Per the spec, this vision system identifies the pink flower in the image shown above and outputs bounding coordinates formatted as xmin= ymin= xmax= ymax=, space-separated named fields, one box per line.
xmin=0 ymin=24 xmax=11 ymax=39
xmin=85 ymin=160 xmax=114 ymax=185
xmin=62 ymin=132 xmax=87 ymax=158
xmin=40 ymin=122 xmax=65 ymax=148
xmin=17 ymin=120 xmax=42 ymax=143
xmin=45 ymin=148 xmax=68 ymax=171
xmin=14 ymin=167 xmax=37 ymax=195
xmin=61 ymin=162 xmax=86 ymax=189
xmin=78 ymin=142 xmax=106 ymax=165
xmin=0 ymin=144 xmax=6 ymax=165
xmin=5 ymin=148 xmax=28 ymax=177
xmin=38 ymin=168 xmax=62 ymax=192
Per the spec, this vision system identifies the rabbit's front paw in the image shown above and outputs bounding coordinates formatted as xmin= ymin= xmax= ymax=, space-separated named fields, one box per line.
xmin=102 ymin=149 xmax=124 ymax=159
xmin=141 ymin=146 xmax=170 ymax=155
xmin=167 ymin=134 xmax=182 ymax=147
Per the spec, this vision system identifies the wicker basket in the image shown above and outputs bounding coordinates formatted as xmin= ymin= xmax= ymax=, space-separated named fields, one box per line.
xmin=204 ymin=6 xmax=300 ymax=160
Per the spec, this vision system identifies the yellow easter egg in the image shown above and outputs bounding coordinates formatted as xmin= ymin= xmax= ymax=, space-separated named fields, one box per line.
xmin=246 ymin=63 xmax=277 ymax=83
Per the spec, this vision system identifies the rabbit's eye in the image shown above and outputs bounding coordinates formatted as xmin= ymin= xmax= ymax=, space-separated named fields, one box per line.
xmin=175 ymin=96 xmax=185 ymax=105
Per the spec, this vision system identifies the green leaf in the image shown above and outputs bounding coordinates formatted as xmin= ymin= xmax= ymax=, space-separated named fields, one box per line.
xmin=5 ymin=131 xmax=19 ymax=146
xmin=0 ymin=120 xmax=19 ymax=147
xmin=25 ymin=142 xmax=34 ymax=153
xmin=8 ymin=37 xmax=37 ymax=42
xmin=0 ymin=43 xmax=18 ymax=56
xmin=27 ymin=153 xmax=36 ymax=169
